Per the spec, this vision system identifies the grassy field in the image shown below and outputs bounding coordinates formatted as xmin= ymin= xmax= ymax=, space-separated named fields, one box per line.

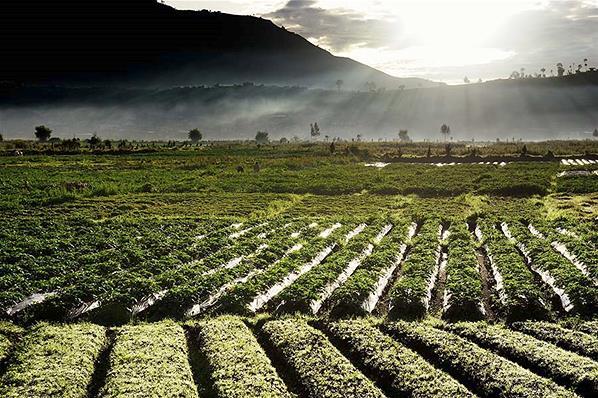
xmin=0 ymin=142 xmax=596 ymax=397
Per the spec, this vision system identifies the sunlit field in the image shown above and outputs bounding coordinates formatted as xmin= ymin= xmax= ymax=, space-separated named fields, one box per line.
xmin=1 ymin=141 xmax=596 ymax=397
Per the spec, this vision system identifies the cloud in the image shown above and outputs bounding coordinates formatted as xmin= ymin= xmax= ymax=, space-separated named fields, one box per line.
xmin=266 ymin=0 xmax=402 ymax=51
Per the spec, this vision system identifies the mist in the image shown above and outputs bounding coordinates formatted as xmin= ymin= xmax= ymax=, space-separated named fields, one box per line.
xmin=2 ymin=77 xmax=597 ymax=142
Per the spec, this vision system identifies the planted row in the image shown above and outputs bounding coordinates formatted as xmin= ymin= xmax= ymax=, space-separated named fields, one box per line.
xmin=387 ymin=220 xmax=442 ymax=319
xmin=477 ymin=219 xmax=547 ymax=321
xmin=383 ymin=321 xmax=577 ymax=398
xmin=511 ymin=321 xmax=598 ymax=361
xmin=216 ymin=222 xmax=353 ymax=314
xmin=442 ymin=223 xmax=484 ymax=321
xmin=506 ymin=221 xmax=597 ymax=314
xmin=326 ymin=220 xmax=412 ymax=317
xmin=324 ymin=319 xmax=474 ymax=397
xmin=0 ymin=322 xmax=107 ymax=398
xmin=439 ymin=321 xmax=598 ymax=397
xmin=270 ymin=221 xmax=386 ymax=314
xmin=194 ymin=316 xmax=293 ymax=398
xmin=262 ymin=318 xmax=385 ymax=398
xmin=100 ymin=320 xmax=198 ymax=398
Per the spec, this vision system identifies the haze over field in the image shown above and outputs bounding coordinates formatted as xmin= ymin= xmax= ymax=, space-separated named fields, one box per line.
xmin=0 ymin=0 xmax=597 ymax=140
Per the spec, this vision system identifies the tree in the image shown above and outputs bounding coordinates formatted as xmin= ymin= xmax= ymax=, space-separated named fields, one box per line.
xmin=398 ymin=85 xmax=405 ymax=91
xmin=87 ymin=133 xmax=102 ymax=149
xmin=426 ymin=145 xmax=432 ymax=158
xmin=188 ymin=128 xmax=202 ymax=143
xmin=310 ymin=123 xmax=321 ymax=139
xmin=335 ymin=79 xmax=344 ymax=92
xmin=329 ymin=142 xmax=335 ymax=154
xmin=0 ymin=133 xmax=3 ymax=142
xmin=398 ymin=130 xmax=411 ymax=143
xmin=255 ymin=131 xmax=269 ymax=144
xmin=445 ymin=143 xmax=452 ymax=157
xmin=103 ymin=139 xmax=112 ymax=149
xmin=279 ymin=137 xmax=288 ymax=144
xmin=557 ymin=63 xmax=565 ymax=77
xmin=509 ymin=71 xmax=520 ymax=79
xmin=593 ymin=128 xmax=598 ymax=138
xmin=521 ymin=145 xmax=528 ymax=157
xmin=463 ymin=76 xmax=470 ymax=84
xmin=34 ymin=125 xmax=52 ymax=142
xmin=440 ymin=124 xmax=451 ymax=142
xmin=540 ymin=68 xmax=546 ymax=77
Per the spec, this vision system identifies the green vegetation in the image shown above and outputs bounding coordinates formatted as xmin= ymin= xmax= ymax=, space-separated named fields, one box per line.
xmin=262 ymin=318 xmax=385 ymax=398
xmin=0 ymin=323 xmax=106 ymax=398
xmin=100 ymin=320 xmax=197 ymax=398
xmin=512 ymin=321 xmax=598 ymax=361
xmin=440 ymin=321 xmax=598 ymax=396
xmin=383 ymin=321 xmax=577 ymax=398
xmin=195 ymin=316 xmax=293 ymax=398
xmin=324 ymin=319 xmax=474 ymax=397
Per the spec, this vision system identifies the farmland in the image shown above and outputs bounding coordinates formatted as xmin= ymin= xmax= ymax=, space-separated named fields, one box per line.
xmin=0 ymin=141 xmax=597 ymax=397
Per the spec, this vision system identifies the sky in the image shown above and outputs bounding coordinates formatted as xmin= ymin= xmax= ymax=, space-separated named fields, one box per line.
xmin=165 ymin=0 xmax=598 ymax=84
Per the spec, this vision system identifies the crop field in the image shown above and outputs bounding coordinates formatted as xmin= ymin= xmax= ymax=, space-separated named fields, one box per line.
xmin=0 ymin=142 xmax=597 ymax=397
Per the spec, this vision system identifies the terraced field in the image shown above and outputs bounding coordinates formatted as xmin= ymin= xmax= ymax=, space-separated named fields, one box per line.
xmin=0 ymin=145 xmax=596 ymax=396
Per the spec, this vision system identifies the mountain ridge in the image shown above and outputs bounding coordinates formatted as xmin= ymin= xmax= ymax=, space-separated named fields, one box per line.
xmin=0 ymin=0 xmax=437 ymax=90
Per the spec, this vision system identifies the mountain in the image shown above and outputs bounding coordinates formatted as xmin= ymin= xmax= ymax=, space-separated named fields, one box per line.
xmin=0 ymin=0 xmax=437 ymax=90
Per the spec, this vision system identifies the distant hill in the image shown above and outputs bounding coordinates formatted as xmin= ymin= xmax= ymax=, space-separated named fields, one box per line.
xmin=0 ymin=0 xmax=437 ymax=90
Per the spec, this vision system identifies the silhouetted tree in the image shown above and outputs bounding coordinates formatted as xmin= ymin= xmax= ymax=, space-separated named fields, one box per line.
xmin=398 ymin=130 xmax=411 ymax=143
xmin=329 ymin=142 xmax=335 ymax=154
xmin=336 ymin=79 xmax=344 ymax=92
xmin=255 ymin=131 xmax=269 ymax=144
xmin=426 ymin=145 xmax=432 ymax=158
xmin=445 ymin=143 xmax=452 ymax=157
xmin=464 ymin=76 xmax=470 ymax=84
xmin=34 ymin=125 xmax=52 ymax=142
xmin=87 ymin=133 xmax=102 ymax=149
xmin=310 ymin=123 xmax=321 ymax=139
xmin=398 ymin=85 xmax=405 ymax=91
xmin=103 ymin=139 xmax=112 ymax=149
xmin=188 ymin=128 xmax=202 ymax=143
xmin=440 ymin=124 xmax=451 ymax=142
xmin=0 ymin=133 xmax=3 ymax=142
xmin=557 ymin=63 xmax=565 ymax=77
xmin=521 ymin=145 xmax=528 ymax=157
xmin=509 ymin=71 xmax=521 ymax=79
xmin=593 ymin=128 xmax=598 ymax=138
xmin=279 ymin=137 xmax=288 ymax=144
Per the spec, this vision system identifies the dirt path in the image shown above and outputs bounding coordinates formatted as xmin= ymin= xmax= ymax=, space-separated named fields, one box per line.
xmin=429 ymin=249 xmax=448 ymax=317
xmin=476 ymin=248 xmax=497 ymax=321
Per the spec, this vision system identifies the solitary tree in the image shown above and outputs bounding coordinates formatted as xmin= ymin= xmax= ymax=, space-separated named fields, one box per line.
xmin=521 ymin=144 xmax=528 ymax=157
xmin=87 ymin=133 xmax=102 ymax=149
xmin=329 ymin=141 xmax=335 ymax=154
xmin=463 ymin=76 xmax=470 ymax=84
xmin=335 ymin=79 xmax=344 ymax=92
xmin=188 ymin=128 xmax=202 ymax=143
xmin=34 ymin=125 xmax=52 ymax=142
xmin=440 ymin=124 xmax=451 ymax=142
xmin=310 ymin=123 xmax=321 ymax=139
xmin=557 ymin=63 xmax=565 ymax=77
xmin=255 ymin=131 xmax=269 ymax=144
xmin=398 ymin=129 xmax=411 ymax=142
xmin=0 ymin=133 xmax=3 ymax=142
xmin=593 ymin=128 xmax=598 ymax=138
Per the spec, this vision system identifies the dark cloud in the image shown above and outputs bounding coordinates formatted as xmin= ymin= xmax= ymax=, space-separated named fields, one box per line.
xmin=266 ymin=0 xmax=402 ymax=51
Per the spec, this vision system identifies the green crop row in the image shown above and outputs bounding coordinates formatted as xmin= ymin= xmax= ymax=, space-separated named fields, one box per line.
xmin=383 ymin=321 xmax=577 ymax=398
xmin=215 ymin=222 xmax=355 ymax=314
xmin=440 ymin=321 xmax=598 ymax=397
xmin=195 ymin=316 xmax=294 ymax=398
xmin=0 ymin=217 xmax=232 ymax=317
xmin=262 ymin=318 xmax=385 ymax=398
xmin=533 ymin=221 xmax=598 ymax=283
xmin=387 ymin=220 xmax=442 ymax=319
xmin=151 ymin=219 xmax=308 ymax=318
xmin=325 ymin=220 xmax=410 ymax=317
xmin=270 ymin=220 xmax=386 ymax=314
xmin=477 ymin=219 xmax=547 ymax=321
xmin=443 ymin=223 xmax=484 ymax=321
xmin=506 ymin=222 xmax=597 ymax=314
xmin=0 ymin=322 xmax=107 ymax=398
xmin=324 ymin=319 xmax=474 ymax=397
xmin=100 ymin=320 xmax=197 ymax=398
xmin=512 ymin=321 xmax=598 ymax=361
xmin=0 ymin=321 xmax=23 ymax=364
